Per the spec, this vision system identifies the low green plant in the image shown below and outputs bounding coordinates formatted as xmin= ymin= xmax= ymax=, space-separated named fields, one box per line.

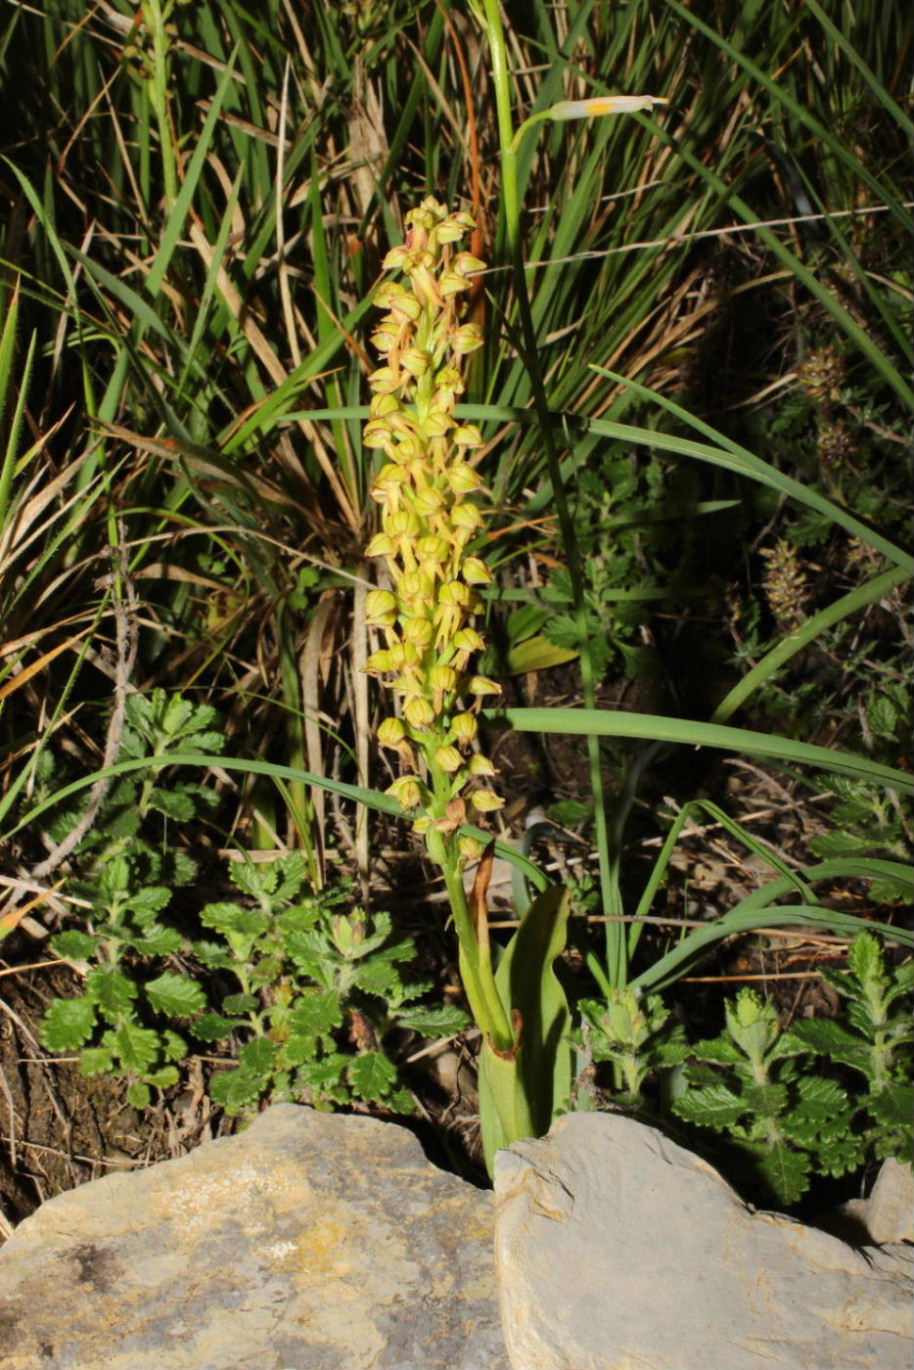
xmin=575 ymin=987 xmax=688 ymax=1104
xmin=40 ymin=848 xmax=207 ymax=1109
xmin=573 ymin=934 xmax=911 ymax=1208
xmin=670 ymin=934 xmax=912 ymax=1206
xmin=37 ymin=691 xmax=224 ymax=1107
xmin=538 ymin=449 xmax=668 ymax=683
xmin=193 ymin=852 xmax=466 ymax=1116
xmin=788 ymin=932 xmax=913 ymax=1163
xmin=36 ymin=695 xmax=456 ymax=1116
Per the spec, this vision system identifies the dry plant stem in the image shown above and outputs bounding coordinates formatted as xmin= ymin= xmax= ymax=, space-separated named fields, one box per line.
xmin=30 ymin=547 xmax=137 ymax=882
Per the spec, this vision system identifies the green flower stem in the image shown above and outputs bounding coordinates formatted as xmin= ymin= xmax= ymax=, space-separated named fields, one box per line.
xmin=433 ymin=837 xmax=513 ymax=1052
xmin=473 ymin=0 xmax=621 ymax=984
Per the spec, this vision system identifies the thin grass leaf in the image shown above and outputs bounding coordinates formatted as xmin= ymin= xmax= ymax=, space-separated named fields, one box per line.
xmin=587 ymin=376 xmax=912 ymax=573
xmin=712 ymin=566 xmax=910 ymax=724
xmin=493 ymin=707 xmax=912 ymax=794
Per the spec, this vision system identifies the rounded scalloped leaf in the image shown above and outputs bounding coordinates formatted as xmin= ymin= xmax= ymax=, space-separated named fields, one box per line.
xmin=86 ymin=966 xmax=138 ymax=1021
xmin=127 ymin=1080 xmax=152 ymax=1110
xmin=210 ymin=1067 xmax=264 ymax=1115
xmin=348 ymin=1050 xmax=397 ymax=1102
xmin=144 ymin=971 xmax=207 ymax=1018
xmin=40 ymin=997 xmax=97 ymax=1052
xmin=50 ymin=930 xmax=99 ymax=961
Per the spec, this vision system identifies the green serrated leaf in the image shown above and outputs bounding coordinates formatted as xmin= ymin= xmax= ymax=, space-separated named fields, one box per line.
xmin=79 ymin=1045 xmax=115 ymax=1075
xmin=742 ymin=1081 xmax=788 ymax=1120
xmin=885 ymin=960 xmax=914 ymax=1003
xmin=348 ymin=1051 xmax=397 ymax=1101
xmin=690 ymin=1036 xmax=745 ymax=1067
xmin=867 ymin=693 xmax=899 ymax=739
xmin=210 ymin=1067 xmax=264 ymax=1114
xmin=127 ymin=886 xmax=172 ymax=919
xmin=752 ymin=1142 xmax=812 ymax=1206
xmin=85 ymin=966 xmax=137 ymax=1021
xmin=673 ymin=1082 xmax=744 ymax=1130
xmin=280 ymin=1035 xmax=319 ymax=1068
xmin=160 ymin=1030 xmax=187 ymax=1063
xmin=276 ymin=902 xmax=321 ymax=936
xmin=394 ymin=1004 xmax=470 ymax=1037
xmin=870 ymin=876 xmax=913 ymax=902
xmin=199 ymin=902 xmax=268 ymax=937
xmin=127 ymin=1081 xmax=152 ymax=1109
xmin=810 ymin=830 xmax=881 ymax=858
xmin=296 ymin=1053 xmax=350 ymax=1097
xmin=169 ymin=850 xmax=197 ymax=886
xmin=221 ymin=992 xmax=258 ymax=1015
xmin=145 ymin=972 xmax=207 ymax=1017
xmin=784 ymin=1082 xmax=856 ymax=1149
xmin=98 ymin=857 xmax=132 ymax=899
xmin=194 ymin=1013 xmax=238 ymax=1042
xmin=284 ymin=930 xmax=333 ymax=983
xmin=849 ymin=932 xmax=884 ymax=988
xmin=145 ymin=1065 xmax=180 ymax=1089
xmin=238 ymin=1037 xmax=276 ymax=1073
xmin=816 ymin=1131 xmax=869 ymax=1177
xmin=149 ymin=790 xmax=196 ymax=822
xmin=192 ymin=940 xmax=234 ymax=969
xmin=788 ymin=1018 xmax=872 ymax=1075
xmin=271 ymin=852 xmax=311 ymax=902
xmin=107 ymin=1021 xmax=160 ymax=1073
xmin=289 ymin=990 xmax=343 ymax=1038
xmin=353 ymin=955 xmax=404 ymax=1000
xmin=50 ymin=930 xmax=99 ymax=960
xmin=132 ymin=926 xmax=184 ymax=956
xmin=867 ymin=1081 xmax=914 ymax=1133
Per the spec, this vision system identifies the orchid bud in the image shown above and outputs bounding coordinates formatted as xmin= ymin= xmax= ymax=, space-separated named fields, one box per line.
xmin=451 ymin=712 xmax=478 ymax=744
xmin=377 ymin=716 xmax=408 ymax=749
xmin=435 ymin=746 xmax=464 ymax=774
xmin=462 ymin=557 xmax=492 ymax=585
xmin=404 ymin=696 xmax=436 ymax=729
xmin=387 ymin=775 xmax=426 ymax=810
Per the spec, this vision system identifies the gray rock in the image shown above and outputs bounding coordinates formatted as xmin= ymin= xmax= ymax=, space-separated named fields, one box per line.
xmin=494 ymin=1111 xmax=913 ymax=1370
xmin=840 ymin=1156 xmax=913 ymax=1245
xmin=0 ymin=1104 xmax=508 ymax=1370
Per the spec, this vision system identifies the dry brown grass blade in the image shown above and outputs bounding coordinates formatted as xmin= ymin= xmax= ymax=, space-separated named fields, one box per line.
xmin=346 ymin=53 xmax=390 ymax=225
xmin=186 ymin=217 xmax=359 ymax=530
xmin=350 ymin=566 xmax=370 ymax=895
xmin=299 ymin=593 xmax=338 ymax=882
xmin=0 ymin=430 xmax=83 ymax=569
xmin=94 ymin=421 xmax=302 ymax=511
xmin=0 ymin=632 xmax=91 ymax=703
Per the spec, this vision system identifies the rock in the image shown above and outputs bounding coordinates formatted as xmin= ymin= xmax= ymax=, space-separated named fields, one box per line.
xmin=0 ymin=1104 xmax=508 ymax=1370
xmin=839 ymin=1156 xmax=914 ymax=1245
xmin=494 ymin=1111 xmax=913 ymax=1370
